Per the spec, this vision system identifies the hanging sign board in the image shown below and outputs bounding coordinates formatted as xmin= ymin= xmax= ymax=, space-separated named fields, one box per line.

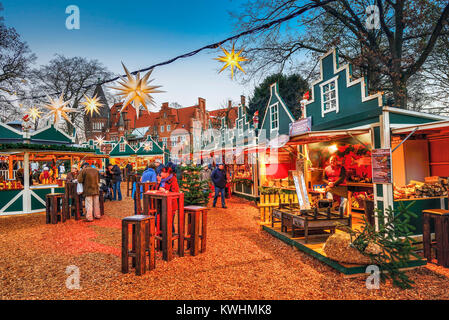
xmin=292 ymin=171 xmax=311 ymax=210
xmin=289 ymin=117 xmax=312 ymax=137
xmin=371 ymin=148 xmax=392 ymax=184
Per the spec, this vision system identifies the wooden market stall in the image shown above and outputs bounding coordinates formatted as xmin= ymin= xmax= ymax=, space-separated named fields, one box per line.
xmin=0 ymin=123 xmax=107 ymax=216
xmin=258 ymin=48 xmax=447 ymax=274
xmin=134 ymin=135 xmax=165 ymax=171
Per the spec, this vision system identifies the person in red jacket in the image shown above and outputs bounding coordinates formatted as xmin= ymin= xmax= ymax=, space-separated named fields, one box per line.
xmin=157 ymin=167 xmax=179 ymax=192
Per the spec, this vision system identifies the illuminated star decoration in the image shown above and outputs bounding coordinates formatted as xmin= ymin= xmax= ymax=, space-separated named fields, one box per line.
xmin=143 ymin=142 xmax=152 ymax=151
xmin=28 ymin=107 xmax=42 ymax=121
xmin=43 ymin=93 xmax=77 ymax=125
xmin=82 ymin=94 xmax=103 ymax=117
xmin=215 ymin=43 xmax=248 ymax=80
xmin=95 ymin=135 xmax=105 ymax=146
xmin=110 ymin=63 xmax=164 ymax=119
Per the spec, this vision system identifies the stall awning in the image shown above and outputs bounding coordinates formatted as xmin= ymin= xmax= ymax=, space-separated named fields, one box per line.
xmin=288 ymin=128 xmax=371 ymax=145
xmin=392 ymin=120 xmax=449 ymax=135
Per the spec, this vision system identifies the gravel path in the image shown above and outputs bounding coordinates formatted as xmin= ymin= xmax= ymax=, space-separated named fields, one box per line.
xmin=1 ymin=190 xmax=449 ymax=300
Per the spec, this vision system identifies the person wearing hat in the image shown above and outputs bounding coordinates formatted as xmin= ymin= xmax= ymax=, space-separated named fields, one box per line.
xmin=154 ymin=159 xmax=163 ymax=176
xmin=66 ymin=165 xmax=79 ymax=183
xmin=211 ymin=163 xmax=227 ymax=208
xmin=39 ymin=167 xmax=51 ymax=184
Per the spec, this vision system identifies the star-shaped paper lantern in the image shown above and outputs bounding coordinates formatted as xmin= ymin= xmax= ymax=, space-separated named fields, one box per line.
xmin=110 ymin=63 xmax=164 ymax=119
xmin=143 ymin=142 xmax=152 ymax=151
xmin=82 ymin=94 xmax=103 ymax=117
xmin=215 ymin=43 xmax=248 ymax=80
xmin=95 ymin=135 xmax=105 ymax=146
xmin=28 ymin=107 xmax=42 ymax=121
xmin=43 ymin=93 xmax=76 ymax=124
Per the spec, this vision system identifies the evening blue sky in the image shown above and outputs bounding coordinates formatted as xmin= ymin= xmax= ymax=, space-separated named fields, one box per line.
xmin=2 ymin=0 xmax=253 ymax=110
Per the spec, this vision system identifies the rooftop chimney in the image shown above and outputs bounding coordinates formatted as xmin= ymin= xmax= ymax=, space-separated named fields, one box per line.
xmin=240 ymin=95 xmax=246 ymax=106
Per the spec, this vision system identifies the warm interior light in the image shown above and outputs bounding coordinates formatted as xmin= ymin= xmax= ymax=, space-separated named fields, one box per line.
xmin=328 ymin=144 xmax=338 ymax=153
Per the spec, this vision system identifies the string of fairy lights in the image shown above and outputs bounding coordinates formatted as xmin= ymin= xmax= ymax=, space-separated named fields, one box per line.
xmin=1 ymin=1 xmax=334 ymax=132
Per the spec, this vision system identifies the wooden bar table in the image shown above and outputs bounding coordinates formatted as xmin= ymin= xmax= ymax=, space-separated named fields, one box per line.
xmin=143 ymin=190 xmax=185 ymax=261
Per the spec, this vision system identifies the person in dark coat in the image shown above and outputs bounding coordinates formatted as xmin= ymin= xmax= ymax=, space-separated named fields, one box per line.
xmin=211 ymin=163 xmax=227 ymax=208
xmin=111 ymin=164 xmax=122 ymax=201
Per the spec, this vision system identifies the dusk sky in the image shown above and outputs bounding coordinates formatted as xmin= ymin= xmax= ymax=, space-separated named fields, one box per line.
xmin=2 ymin=0 xmax=253 ymax=110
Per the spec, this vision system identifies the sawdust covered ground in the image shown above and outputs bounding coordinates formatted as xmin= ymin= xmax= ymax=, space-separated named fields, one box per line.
xmin=1 ymin=187 xmax=449 ymax=300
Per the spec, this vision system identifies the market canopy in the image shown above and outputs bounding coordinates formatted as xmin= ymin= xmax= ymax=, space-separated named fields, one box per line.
xmin=391 ymin=120 xmax=449 ymax=136
xmin=288 ymin=128 xmax=371 ymax=145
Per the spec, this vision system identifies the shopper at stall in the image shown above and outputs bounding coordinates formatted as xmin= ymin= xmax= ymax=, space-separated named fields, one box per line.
xmin=125 ymin=162 xmax=133 ymax=180
xmin=66 ymin=165 xmax=79 ymax=182
xmin=111 ymin=164 xmax=122 ymax=201
xmin=58 ymin=162 xmax=66 ymax=178
xmin=77 ymin=162 xmax=101 ymax=222
xmin=323 ymin=155 xmax=348 ymax=211
xmin=141 ymin=164 xmax=157 ymax=183
xmin=211 ymin=163 xmax=227 ymax=208
xmin=157 ymin=166 xmax=179 ymax=192
xmin=154 ymin=159 xmax=163 ymax=176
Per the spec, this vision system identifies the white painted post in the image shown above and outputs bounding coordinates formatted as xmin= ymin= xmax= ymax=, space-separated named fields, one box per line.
xmin=23 ymin=151 xmax=31 ymax=214
xmin=381 ymin=110 xmax=394 ymax=225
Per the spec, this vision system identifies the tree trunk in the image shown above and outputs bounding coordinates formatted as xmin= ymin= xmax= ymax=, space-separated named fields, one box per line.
xmin=391 ymin=76 xmax=408 ymax=109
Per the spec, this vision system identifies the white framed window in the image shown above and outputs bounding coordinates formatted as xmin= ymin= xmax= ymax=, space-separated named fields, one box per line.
xmin=119 ymin=143 xmax=125 ymax=152
xmin=320 ymin=76 xmax=339 ymax=117
xmin=162 ymin=137 xmax=168 ymax=147
xmin=237 ymin=119 xmax=243 ymax=136
xmin=167 ymin=125 xmax=171 ymax=131
xmin=172 ymin=140 xmax=177 ymax=147
xmin=269 ymin=103 xmax=279 ymax=131
xmin=160 ymin=126 xmax=164 ymax=132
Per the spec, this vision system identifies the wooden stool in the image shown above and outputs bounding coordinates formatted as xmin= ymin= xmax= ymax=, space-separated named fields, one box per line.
xmin=423 ymin=209 xmax=449 ymax=267
xmin=184 ymin=206 xmax=208 ymax=256
xmin=46 ymin=193 xmax=66 ymax=224
xmin=143 ymin=192 xmax=185 ymax=261
xmin=121 ymin=215 xmax=156 ymax=275
xmin=135 ymin=182 xmax=157 ymax=215
xmin=127 ymin=174 xmax=140 ymax=197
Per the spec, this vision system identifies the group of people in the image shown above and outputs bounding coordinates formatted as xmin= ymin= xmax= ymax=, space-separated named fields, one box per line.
xmin=66 ymin=162 xmax=102 ymax=222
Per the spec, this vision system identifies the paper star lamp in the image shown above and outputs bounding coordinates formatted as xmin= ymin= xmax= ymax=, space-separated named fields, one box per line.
xmin=110 ymin=63 xmax=164 ymax=119
xmin=215 ymin=43 xmax=248 ymax=80
xmin=43 ymin=93 xmax=76 ymax=124
xmin=95 ymin=135 xmax=105 ymax=146
xmin=82 ymin=94 xmax=103 ymax=117
xmin=28 ymin=107 xmax=42 ymax=121
xmin=143 ymin=142 xmax=152 ymax=151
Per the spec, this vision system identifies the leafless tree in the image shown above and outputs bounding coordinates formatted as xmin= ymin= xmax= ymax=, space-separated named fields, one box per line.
xmin=29 ymin=54 xmax=113 ymax=134
xmin=0 ymin=2 xmax=36 ymax=122
xmin=232 ymin=0 xmax=449 ymax=109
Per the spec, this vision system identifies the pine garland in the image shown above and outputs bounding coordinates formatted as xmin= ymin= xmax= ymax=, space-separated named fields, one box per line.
xmin=0 ymin=143 xmax=94 ymax=153
xmin=180 ymin=165 xmax=210 ymax=206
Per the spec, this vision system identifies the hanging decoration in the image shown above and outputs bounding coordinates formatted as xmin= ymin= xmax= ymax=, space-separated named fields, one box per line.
xmin=143 ymin=142 xmax=152 ymax=151
xmin=95 ymin=135 xmax=105 ymax=146
xmin=110 ymin=63 xmax=164 ymax=119
xmin=42 ymin=93 xmax=77 ymax=125
xmin=28 ymin=107 xmax=42 ymax=121
xmin=82 ymin=94 xmax=103 ymax=117
xmin=215 ymin=43 xmax=248 ymax=80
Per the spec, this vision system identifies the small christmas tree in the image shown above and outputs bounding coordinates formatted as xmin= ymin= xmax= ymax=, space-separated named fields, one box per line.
xmin=180 ymin=165 xmax=210 ymax=206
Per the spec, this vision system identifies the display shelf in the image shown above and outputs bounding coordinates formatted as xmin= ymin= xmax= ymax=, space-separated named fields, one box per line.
xmin=394 ymin=196 xmax=447 ymax=202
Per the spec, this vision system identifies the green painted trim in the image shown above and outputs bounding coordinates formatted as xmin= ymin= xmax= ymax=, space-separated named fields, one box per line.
xmin=262 ymin=225 xmax=426 ymax=275
xmin=311 ymin=109 xmax=381 ymax=131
